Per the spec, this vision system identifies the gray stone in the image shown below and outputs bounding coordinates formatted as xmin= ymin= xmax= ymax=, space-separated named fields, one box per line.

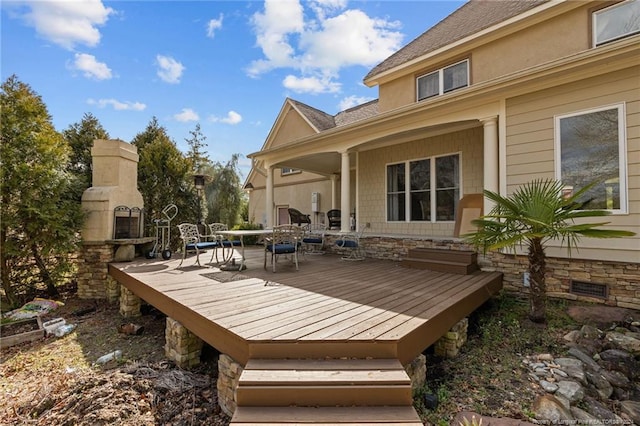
xmin=114 ymin=244 xmax=135 ymax=262
xmin=551 ymin=368 xmax=568 ymax=378
xmin=540 ymin=380 xmax=559 ymax=393
xmin=555 ymin=380 xmax=584 ymax=403
xmin=602 ymin=369 xmax=631 ymax=388
xmin=599 ymin=348 xmax=633 ymax=361
xmin=532 ymin=394 xmax=573 ymax=423
xmin=554 ymin=359 xmax=587 ymax=385
xmin=563 ymin=330 xmax=581 ymax=343
xmin=605 ymin=331 xmax=640 ymax=355
xmin=570 ymin=406 xmax=599 ymax=422
xmin=583 ymin=396 xmax=620 ymax=421
xmin=537 ymin=353 xmax=554 ymax=361
xmin=598 ymin=349 xmax=638 ymax=378
xmin=568 ymin=347 xmax=601 ymax=372
xmin=586 ymin=370 xmax=614 ymax=400
xmin=620 ymin=400 xmax=640 ymax=424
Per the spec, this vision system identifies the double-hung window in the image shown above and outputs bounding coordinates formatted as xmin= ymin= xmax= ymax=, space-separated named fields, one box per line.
xmin=593 ymin=0 xmax=640 ymax=46
xmin=417 ymin=60 xmax=469 ymax=101
xmin=387 ymin=153 xmax=460 ymax=222
xmin=555 ymin=104 xmax=627 ymax=213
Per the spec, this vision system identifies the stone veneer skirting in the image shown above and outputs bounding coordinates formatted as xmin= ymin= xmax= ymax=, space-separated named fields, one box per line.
xmin=164 ymin=317 xmax=203 ymax=369
xmin=323 ymin=234 xmax=639 ymax=309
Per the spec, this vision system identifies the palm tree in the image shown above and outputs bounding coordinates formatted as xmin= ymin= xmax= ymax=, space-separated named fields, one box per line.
xmin=465 ymin=179 xmax=634 ymax=323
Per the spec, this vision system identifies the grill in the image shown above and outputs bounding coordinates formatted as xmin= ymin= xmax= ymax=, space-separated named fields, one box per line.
xmin=113 ymin=206 xmax=143 ymax=239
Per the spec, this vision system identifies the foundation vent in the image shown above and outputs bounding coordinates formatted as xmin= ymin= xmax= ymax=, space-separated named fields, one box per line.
xmin=570 ymin=280 xmax=608 ymax=299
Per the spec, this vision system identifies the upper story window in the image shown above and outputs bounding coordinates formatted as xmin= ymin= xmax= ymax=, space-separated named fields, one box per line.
xmin=555 ymin=104 xmax=627 ymax=213
xmin=281 ymin=167 xmax=300 ymax=176
xmin=387 ymin=153 xmax=460 ymax=222
xmin=593 ymin=0 xmax=640 ymax=46
xmin=417 ymin=60 xmax=469 ymax=101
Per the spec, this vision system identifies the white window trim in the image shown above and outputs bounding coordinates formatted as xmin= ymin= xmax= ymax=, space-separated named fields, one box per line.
xmin=593 ymin=0 xmax=640 ymax=47
xmin=386 ymin=152 xmax=462 ymax=223
xmin=281 ymin=167 xmax=301 ymax=176
xmin=554 ymin=103 xmax=628 ymax=214
xmin=416 ymin=59 xmax=469 ymax=101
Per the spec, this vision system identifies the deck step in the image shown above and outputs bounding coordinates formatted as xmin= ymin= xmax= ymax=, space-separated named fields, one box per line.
xmin=401 ymin=248 xmax=478 ymax=275
xmin=236 ymin=359 xmax=413 ymax=407
xmin=230 ymin=406 xmax=423 ymax=425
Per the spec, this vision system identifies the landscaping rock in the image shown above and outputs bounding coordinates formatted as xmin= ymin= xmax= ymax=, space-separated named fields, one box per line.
xmin=555 ymin=380 xmax=584 ymax=404
xmin=620 ymin=400 xmax=640 ymax=424
xmin=570 ymin=406 xmax=599 ymax=422
xmin=532 ymin=394 xmax=573 ymax=422
xmin=605 ymin=331 xmax=640 ymax=355
xmin=583 ymin=396 xmax=621 ymax=421
xmin=567 ymin=347 xmax=601 ymax=372
xmin=585 ymin=370 xmax=613 ymax=399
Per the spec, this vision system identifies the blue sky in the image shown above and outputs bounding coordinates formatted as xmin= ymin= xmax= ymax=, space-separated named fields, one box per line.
xmin=2 ymin=0 xmax=464 ymax=178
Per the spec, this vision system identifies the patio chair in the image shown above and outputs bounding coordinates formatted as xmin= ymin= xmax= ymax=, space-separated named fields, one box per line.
xmin=335 ymin=225 xmax=366 ymax=261
xmin=302 ymin=224 xmax=326 ymax=255
xmin=264 ymin=224 xmax=305 ymax=272
xmin=288 ymin=208 xmax=311 ymax=227
xmin=176 ymin=223 xmax=218 ymax=267
xmin=207 ymin=223 xmax=240 ymax=264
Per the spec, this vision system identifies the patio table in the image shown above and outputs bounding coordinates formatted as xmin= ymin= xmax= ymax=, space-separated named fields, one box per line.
xmin=217 ymin=229 xmax=273 ymax=271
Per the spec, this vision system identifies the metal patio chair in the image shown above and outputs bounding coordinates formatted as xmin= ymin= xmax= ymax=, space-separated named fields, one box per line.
xmin=302 ymin=223 xmax=326 ymax=255
xmin=264 ymin=224 xmax=305 ymax=272
xmin=335 ymin=225 xmax=366 ymax=261
xmin=176 ymin=223 xmax=218 ymax=267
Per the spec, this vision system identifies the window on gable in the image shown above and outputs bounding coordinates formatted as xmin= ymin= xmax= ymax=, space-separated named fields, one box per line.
xmin=387 ymin=153 xmax=460 ymax=222
xmin=417 ymin=60 xmax=469 ymax=101
xmin=555 ymin=104 xmax=627 ymax=213
xmin=281 ymin=167 xmax=301 ymax=176
xmin=593 ymin=0 xmax=640 ymax=46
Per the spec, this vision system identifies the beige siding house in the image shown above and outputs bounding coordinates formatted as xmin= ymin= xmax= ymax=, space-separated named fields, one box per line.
xmin=245 ymin=0 xmax=639 ymax=308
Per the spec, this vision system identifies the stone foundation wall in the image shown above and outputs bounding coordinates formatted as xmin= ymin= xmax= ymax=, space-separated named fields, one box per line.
xmin=77 ymin=242 xmax=116 ymax=300
xmin=164 ymin=317 xmax=203 ymax=369
xmin=486 ymin=252 xmax=640 ymax=310
xmin=217 ymin=354 xmax=242 ymax=417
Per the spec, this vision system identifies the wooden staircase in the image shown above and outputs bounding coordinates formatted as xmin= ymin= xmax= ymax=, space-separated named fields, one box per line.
xmin=400 ymin=248 xmax=478 ymax=275
xmin=230 ymin=358 xmax=423 ymax=425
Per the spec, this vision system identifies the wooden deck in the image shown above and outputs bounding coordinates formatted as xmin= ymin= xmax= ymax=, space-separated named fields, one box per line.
xmin=110 ymin=247 xmax=502 ymax=424
xmin=109 ymin=247 xmax=502 ymax=366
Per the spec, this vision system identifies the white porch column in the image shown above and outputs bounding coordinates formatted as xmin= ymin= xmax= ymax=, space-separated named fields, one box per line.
xmin=340 ymin=151 xmax=351 ymax=233
xmin=265 ymin=166 xmax=274 ymax=228
xmin=482 ymin=116 xmax=499 ymax=214
xmin=330 ymin=174 xmax=338 ymax=209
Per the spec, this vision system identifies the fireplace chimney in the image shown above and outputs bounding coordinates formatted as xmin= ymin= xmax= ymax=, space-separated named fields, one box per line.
xmin=81 ymin=139 xmax=144 ymax=242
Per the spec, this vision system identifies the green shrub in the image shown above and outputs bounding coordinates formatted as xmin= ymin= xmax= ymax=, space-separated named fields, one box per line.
xmin=231 ymin=222 xmax=263 ymax=245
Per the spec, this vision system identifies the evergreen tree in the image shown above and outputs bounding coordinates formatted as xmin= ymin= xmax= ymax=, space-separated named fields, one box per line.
xmin=63 ymin=112 xmax=109 ymax=200
xmin=0 ymin=75 xmax=84 ymax=307
xmin=204 ymin=154 xmax=243 ymax=227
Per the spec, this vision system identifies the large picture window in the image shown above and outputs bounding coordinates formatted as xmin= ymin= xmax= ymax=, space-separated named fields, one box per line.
xmin=593 ymin=0 xmax=640 ymax=46
xmin=417 ymin=60 xmax=469 ymax=101
xmin=387 ymin=153 xmax=460 ymax=222
xmin=555 ymin=104 xmax=627 ymax=212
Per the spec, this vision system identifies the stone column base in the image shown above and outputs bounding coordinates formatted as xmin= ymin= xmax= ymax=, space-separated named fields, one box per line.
xmin=404 ymin=354 xmax=426 ymax=390
xmin=164 ymin=317 xmax=203 ymax=369
xmin=119 ymin=285 xmax=141 ymax=318
xmin=217 ymin=354 xmax=243 ymax=417
xmin=434 ymin=317 xmax=469 ymax=358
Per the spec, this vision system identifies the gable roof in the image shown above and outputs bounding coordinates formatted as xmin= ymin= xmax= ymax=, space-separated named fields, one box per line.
xmin=289 ymin=99 xmax=336 ymax=131
xmin=289 ymin=98 xmax=379 ymax=132
xmin=364 ymin=0 xmax=549 ymax=82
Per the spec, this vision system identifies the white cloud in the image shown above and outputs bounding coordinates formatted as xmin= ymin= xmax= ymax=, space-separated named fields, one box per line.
xmin=156 ymin=55 xmax=185 ymax=84
xmin=338 ymin=95 xmax=375 ymax=111
xmin=12 ymin=0 xmax=113 ymax=50
xmin=209 ymin=111 xmax=242 ymax=125
xmin=247 ymin=0 xmax=403 ymax=94
xmin=174 ymin=108 xmax=199 ymax=122
xmin=70 ymin=53 xmax=112 ymax=80
xmin=87 ymin=98 xmax=146 ymax=111
xmin=207 ymin=14 xmax=224 ymax=38
xmin=283 ymin=75 xmax=340 ymax=94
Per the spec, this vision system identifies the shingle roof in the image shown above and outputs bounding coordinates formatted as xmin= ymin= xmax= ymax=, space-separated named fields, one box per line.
xmin=289 ymin=99 xmax=335 ymax=131
xmin=289 ymin=98 xmax=379 ymax=132
xmin=364 ymin=0 xmax=549 ymax=82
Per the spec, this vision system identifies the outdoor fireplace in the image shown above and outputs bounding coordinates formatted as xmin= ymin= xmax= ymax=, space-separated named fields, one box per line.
xmin=113 ymin=206 xmax=143 ymax=239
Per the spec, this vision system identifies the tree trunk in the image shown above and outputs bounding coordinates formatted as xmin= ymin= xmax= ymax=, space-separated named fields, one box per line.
xmin=0 ymin=226 xmax=18 ymax=308
xmin=31 ymin=244 xmax=59 ymax=297
xmin=528 ymin=238 xmax=546 ymax=323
